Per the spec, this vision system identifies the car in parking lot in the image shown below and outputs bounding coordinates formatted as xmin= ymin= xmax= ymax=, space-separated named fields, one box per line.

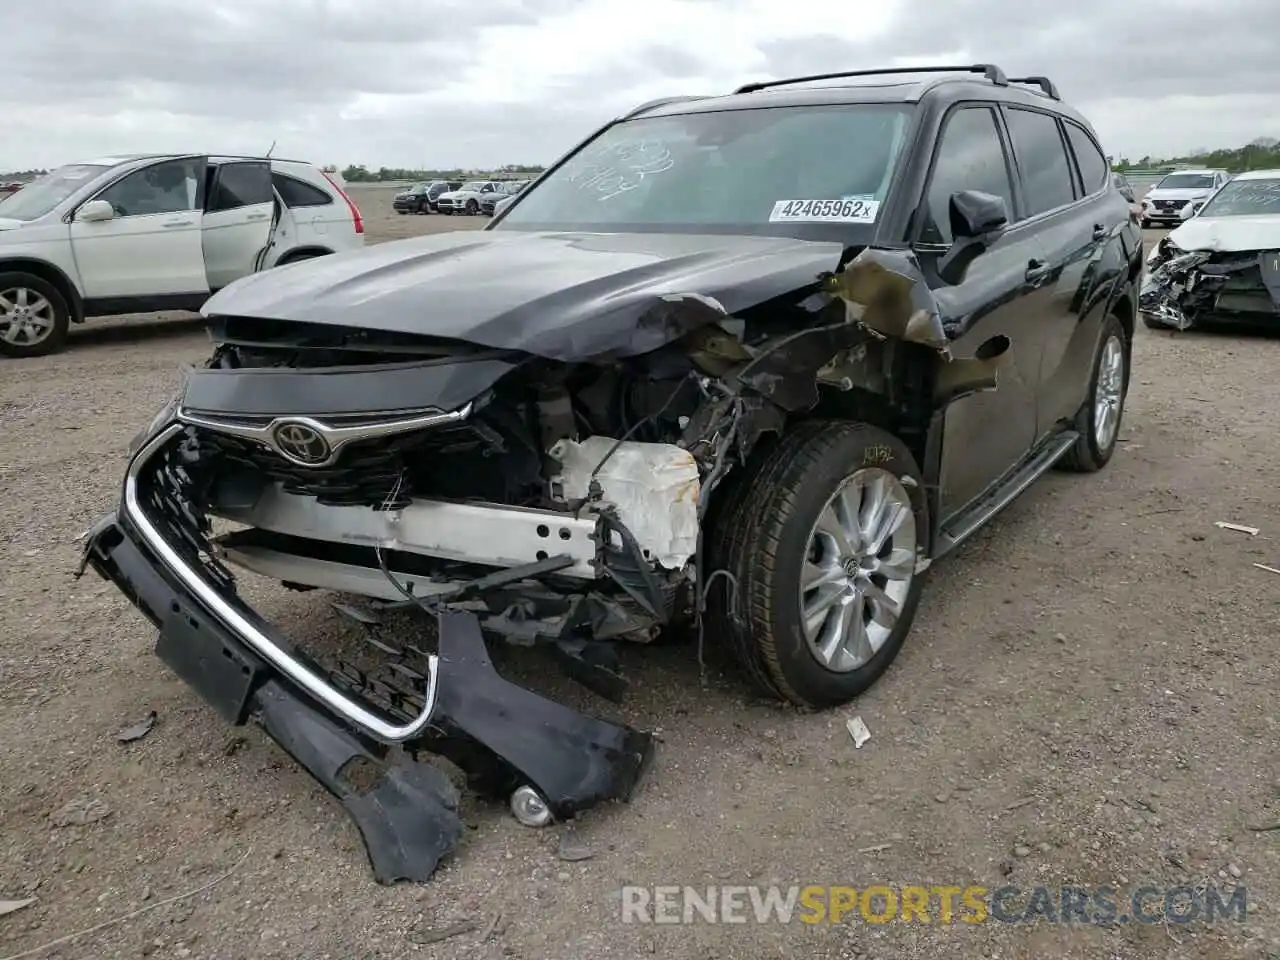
xmin=435 ymin=180 xmax=503 ymax=215
xmin=393 ymin=180 xmax=460 ymax=215
xmin=1142 ymin=168 xmax=1280 ymax=330
xmin=82 ymin=63 xmax=1140 ymax=882
xmin=1140 ymin=169 xmax=1230 ymax=228
xmin=0 ymin=153 xmax=365 ymax=356
xmin=479 ymin=180 xmax=528 ymax=215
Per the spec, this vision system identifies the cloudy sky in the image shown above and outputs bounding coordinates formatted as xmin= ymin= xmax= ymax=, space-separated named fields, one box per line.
xmin=6 ymin=0 xmax=1275 ymax=172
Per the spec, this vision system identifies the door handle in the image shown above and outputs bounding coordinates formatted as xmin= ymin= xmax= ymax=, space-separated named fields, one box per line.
xmin=162 ymin=219 xmax=194 ymax=228
xmin=246 ymin=213 xmax=269 ymax=221
xmin=1025 ymin=258 xmax=1051 ymax=283
xmin=1092 ymin=223 xmax=1108 ymax=241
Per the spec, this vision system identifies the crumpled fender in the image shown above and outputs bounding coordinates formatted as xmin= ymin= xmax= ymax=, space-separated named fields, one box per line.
xmin=819 ymin=248 xmax=1012 ymax=407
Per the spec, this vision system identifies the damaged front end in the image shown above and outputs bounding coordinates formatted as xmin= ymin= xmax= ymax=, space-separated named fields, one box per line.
xmin=1142 ymin=239 xmax=1280 ymax=330
xmin=78 ymin=242 xmax=1007 ymax=884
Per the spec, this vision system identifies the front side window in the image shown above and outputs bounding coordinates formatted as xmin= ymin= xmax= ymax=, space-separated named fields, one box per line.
xmin=0 ymin=164 xmax=108 ymax=221
xmin=919 ymin=106 xmax=1014 ymax=245
xmin=1156 ymin=173 xmax=1217 ymax=190
xmin=1005 ymin=108 xmax=1076 ymax=217
xmin=97 ymin=159 xmax=203 ymax=218
xmin=1197 ymin=177 xmax=1280 ymax=217
xmin=497 ymin=103 xmax=913 ymax=236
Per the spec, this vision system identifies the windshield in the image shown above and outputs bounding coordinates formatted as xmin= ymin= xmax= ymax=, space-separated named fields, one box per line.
xmin=497 ymin=103 xmax=912 ymax=235
xmin=1156 ymin=173 xmax=1216 ymax=190
xmin=0 ymin=163 xmax=108 ymax=220
xmin=459 ymin=181 xmax=487 ymax=192
xmin=407 ymin=182 xmax=429 ymax=192
xmin=1196 ymin=178 xmax=1280 ymax=218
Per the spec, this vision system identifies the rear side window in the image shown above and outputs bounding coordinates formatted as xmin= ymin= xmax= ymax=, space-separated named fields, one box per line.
xmin=919 ymin=106 xmax=1015 ymax=245
xmin=1005 ymin=109 xmax=1076 ymax=217
xmin=1064 ymin=122 xmax=1109 ymax=195
xmin=208 ymin=162 xmax=272 ymax=212
xmin=271 ymin=173 xmax=333 ymax=208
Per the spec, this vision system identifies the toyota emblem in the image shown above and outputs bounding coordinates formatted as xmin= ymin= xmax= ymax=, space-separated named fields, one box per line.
xmin=272 ymin=421 xmax=331 ymax=466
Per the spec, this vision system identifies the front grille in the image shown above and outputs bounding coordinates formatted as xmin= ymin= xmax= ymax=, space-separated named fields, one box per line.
xmin=140 ymin=434 xmax=237 ymax=590
xmin=192 ymin=420 xmax=487 ymax=508
xmin=1155 ymin=199 xmax=1184 ymax=210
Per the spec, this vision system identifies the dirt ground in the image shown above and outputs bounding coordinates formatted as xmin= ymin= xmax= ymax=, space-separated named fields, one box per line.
xmin=2 ymin=185 xmax=1278 ymax=960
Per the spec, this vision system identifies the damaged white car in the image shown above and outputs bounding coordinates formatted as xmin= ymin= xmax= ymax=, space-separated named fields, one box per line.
xmin=1142 ymin=169 xmax=1280 ymax=330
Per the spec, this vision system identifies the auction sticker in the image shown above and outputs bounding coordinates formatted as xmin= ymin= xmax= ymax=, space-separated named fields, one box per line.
xmin=769 ymin=198 xmax=880 ymax=223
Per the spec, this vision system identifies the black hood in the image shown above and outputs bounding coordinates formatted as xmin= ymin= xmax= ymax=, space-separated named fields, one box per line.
xmin=203 ymin=230 xmax=846 ymax=361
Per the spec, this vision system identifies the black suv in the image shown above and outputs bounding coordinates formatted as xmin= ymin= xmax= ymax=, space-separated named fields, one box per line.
xmin=392 ymin=180 xmax=460 ymax=214
xmin=81 ymin=64 xmax=1141 ymax=882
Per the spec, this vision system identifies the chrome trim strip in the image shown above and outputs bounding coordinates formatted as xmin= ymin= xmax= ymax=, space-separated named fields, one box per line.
xmin=177 ymin=402 xmax=473 ymax=469
xmin=124 ymin=424 xmax=439 ymax=742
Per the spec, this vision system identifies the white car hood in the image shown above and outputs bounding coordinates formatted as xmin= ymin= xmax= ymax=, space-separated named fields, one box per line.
xmin=1167 ymin=214 xmax=1280 ymax=253
xmin=1146 ymin=187 xmax=1213 ymax=203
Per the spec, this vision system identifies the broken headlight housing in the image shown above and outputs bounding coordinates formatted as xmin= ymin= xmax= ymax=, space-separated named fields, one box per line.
xmin=127 ymin=395 xmax=179 ymax=457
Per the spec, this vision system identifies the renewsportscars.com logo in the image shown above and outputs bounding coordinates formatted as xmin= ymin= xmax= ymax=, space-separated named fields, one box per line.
xmin=619 ymin=884 xmax=1248 ymax=926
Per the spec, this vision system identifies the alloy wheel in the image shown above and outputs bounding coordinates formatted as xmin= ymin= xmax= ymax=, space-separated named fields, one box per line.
xmin=800 ymin=468 xmax=917 ymax=673
xmin=0 ymin=285 xmax=56 ymax=347
xmin=1093 ymin=334 xmax=1125 ymax=450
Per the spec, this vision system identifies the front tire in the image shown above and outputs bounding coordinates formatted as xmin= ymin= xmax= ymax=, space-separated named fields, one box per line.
xmin=707 ymin=421 xmax=929 ymax=709
xmin=1061 ymin=314 xmax=1129 ymax=472
xmin=0 ymin=271 xmax=70 ymax=358
xmin=466 ymin=200 xmax=479 ymax=215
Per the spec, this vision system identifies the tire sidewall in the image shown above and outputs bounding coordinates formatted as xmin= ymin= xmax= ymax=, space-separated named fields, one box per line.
xmin=763 ymin=427 xmax=930 ymax=706
xmin=1075 ymin=315 xmax=1129 ymax=468
xmin=0 ymin=271 xmax=71 ymax=358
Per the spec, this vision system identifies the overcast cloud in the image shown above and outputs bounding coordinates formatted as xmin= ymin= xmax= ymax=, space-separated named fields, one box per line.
xmin=5 ymin=0 xmax=1274 ymax=171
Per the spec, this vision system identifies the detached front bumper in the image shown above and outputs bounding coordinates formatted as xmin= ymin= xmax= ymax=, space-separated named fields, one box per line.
xmin=78 ymin=427 xmax=654 ymax=883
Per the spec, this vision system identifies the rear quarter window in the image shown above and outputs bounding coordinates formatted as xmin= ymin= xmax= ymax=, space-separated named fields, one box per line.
xmin=272 ymin=173 xmax=333 ymax=208
xmin=1064 ymin=122 xmax=1110 ymax=195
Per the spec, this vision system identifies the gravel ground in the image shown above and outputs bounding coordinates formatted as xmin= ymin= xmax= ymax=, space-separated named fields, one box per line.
xmin=2 ymin=187 xmax=1278 ymax=960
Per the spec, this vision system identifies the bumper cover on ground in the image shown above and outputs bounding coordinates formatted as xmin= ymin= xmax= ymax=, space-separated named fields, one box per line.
xmin=80 ymin=513 xmax=655 ymax=883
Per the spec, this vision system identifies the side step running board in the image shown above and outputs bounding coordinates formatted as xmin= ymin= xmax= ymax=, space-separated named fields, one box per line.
xmin=935 ymin=431 xmax=1079 ymax=556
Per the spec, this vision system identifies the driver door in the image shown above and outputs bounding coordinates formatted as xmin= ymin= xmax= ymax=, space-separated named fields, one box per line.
xmin=68 ymin=156 xmax=209 ymax=300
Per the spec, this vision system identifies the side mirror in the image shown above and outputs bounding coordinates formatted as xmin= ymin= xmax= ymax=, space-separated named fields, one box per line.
xmin=937 ymin=190 xmax=1008 ymax=286
xmin=77 ymin=200 xmax=115 ymax=223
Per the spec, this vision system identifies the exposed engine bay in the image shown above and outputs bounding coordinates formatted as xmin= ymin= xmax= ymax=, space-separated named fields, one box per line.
xmin=1142 ymin=237 xmax=1280 ymax=330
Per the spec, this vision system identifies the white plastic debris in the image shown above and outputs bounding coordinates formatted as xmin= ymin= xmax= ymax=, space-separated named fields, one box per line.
xmin=549 ymin=436 xmax=700 ymax=570
xmin=846 ymin=716 xmax=871 ymax=749
xmin=1253 ymin=563 xmax=1280 ymax=576
xmin=1215 ymin=521 xmax=1259 ymax=536
xmin=0 ymin=897 xmax=36 ymax=917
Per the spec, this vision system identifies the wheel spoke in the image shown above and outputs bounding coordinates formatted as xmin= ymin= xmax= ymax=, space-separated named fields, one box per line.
xmin=874 ymin=547 xmax=915 ymax=580
xmin=815 ymin=504 xmax=852 ymax=556
xmin=29 ymin=295 xmax=51 ymax=316
xmin=0 ymin=294 xmax=14 ymax=312
xmin=840 ymin=590 xmax=874 ymax=665
xmin=801 ymin=560 xmax=845 ymax=592
xmin=803 ymin=583 xmax=846 ymax=636
xmin=861 ymin=579 xmax=901 ymax=627
xmin=833 ymin=485 xmax=863 ymax=550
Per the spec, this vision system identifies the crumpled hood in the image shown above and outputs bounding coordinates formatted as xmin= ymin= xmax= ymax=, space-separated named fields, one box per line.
xmin=202 ymin=229 xmax=845 ymax=360
xmin=1167 ymin=214 xmax=1280 ymax=253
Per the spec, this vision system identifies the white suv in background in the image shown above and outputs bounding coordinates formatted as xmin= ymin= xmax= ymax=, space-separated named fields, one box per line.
xmin=1140 ymin=169 xmax=1230 ymax=228
xmin=0 ymin=154 xmax=366 ymax=357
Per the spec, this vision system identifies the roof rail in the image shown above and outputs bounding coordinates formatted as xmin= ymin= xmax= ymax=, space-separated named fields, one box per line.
xmin=1008 ymin=75 xmax=1060 ymax=100
xmin=733 ymin=64 xmax=1008 ymax=95
xmin=618 ymin=95 xmax=710 ymax=121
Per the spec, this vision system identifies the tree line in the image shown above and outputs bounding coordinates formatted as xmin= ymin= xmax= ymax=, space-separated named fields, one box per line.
xmin=1113 ymin=137 xmax=1280 ymax=173
xmin=338 ymin=163 xmax=545 ymax=183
